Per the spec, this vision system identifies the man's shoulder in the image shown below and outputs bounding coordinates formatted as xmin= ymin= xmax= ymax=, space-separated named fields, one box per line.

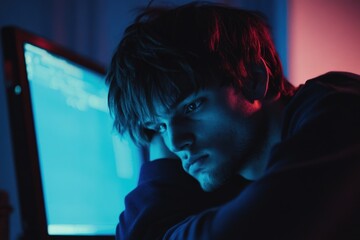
xmin=287 ymin=71 xmax=360 ymax=114
xmin=308 ymin=71 xmax=360 ymax=80
xmin=268 ymin=71 xmax=360 ymax=171
xmin=301 ymin=71 xmax=360 ymax=94
xmin=280 ymin=71 xmax=360 ymax=146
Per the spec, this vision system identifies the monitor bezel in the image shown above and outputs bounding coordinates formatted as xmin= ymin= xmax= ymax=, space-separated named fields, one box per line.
xmin=1 ymin=26 xmax=116 ymax=240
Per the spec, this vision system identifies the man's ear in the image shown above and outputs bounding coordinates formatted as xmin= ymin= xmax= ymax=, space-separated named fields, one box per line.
xmin=244 ymin=60 xmax=269 ymax=102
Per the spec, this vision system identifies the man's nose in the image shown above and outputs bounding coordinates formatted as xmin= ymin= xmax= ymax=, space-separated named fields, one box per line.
xmin=165 ymin=119 xmax=194 ymax=153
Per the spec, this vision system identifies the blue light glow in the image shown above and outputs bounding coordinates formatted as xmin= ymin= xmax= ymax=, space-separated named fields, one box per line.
xmin=24 ymin=43 xmax=140 ymax=236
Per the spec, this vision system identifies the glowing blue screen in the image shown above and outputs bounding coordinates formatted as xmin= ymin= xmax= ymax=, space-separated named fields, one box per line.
xmin=24 ymin=43 xmax=141 ymax=235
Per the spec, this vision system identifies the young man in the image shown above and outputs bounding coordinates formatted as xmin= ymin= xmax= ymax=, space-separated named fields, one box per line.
xmin=106 ymin=2 xmax=360 ymax=239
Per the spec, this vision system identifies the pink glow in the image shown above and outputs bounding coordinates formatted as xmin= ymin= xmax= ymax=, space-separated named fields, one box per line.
xmin=288 ymin=0 xmax=360 ymax=86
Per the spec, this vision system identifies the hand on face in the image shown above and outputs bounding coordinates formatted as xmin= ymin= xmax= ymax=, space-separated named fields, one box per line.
xmin=149 ymin=133 xmax=178 ymax=161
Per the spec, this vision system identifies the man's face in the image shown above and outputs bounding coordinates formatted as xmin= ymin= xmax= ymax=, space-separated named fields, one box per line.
xmin=146 ymin=86 xmax=264 ymax=191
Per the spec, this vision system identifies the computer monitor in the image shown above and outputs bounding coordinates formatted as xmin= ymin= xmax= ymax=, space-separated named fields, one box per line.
xmin=1 ymin=26 xmax=142 ymax=239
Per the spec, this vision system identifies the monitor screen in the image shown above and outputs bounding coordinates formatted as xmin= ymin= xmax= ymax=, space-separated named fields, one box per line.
xmin=2 ymin=27 xmax=142 ymax=239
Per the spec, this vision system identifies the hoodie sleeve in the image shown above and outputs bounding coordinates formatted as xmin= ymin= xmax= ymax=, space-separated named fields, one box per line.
xmin=116 ymin=158 xmax=248 ymax=240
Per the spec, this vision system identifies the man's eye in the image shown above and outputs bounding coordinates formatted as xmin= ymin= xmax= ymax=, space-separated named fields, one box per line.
xmin=184 ymin=98 xmax=203 ymax=114
xmin=156 ymin=124 xmax=166 ymax=133
xmin=144 ymin=122 xmax=166 ymax=133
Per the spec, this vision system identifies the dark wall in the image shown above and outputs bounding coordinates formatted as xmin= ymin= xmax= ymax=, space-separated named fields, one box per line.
xmin=0 ymin=0 xmax=287 ymax=239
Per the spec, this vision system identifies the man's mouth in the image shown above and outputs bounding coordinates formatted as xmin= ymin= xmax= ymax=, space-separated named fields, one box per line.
xmin=185 ymin=154 xmax=208 ymax=174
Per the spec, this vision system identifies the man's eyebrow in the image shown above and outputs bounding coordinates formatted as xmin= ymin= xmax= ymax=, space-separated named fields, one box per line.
xmin=164 ymin=92 xmax=196 ymax=114
xmin=152 ymin=86 xmax=201 ymax=117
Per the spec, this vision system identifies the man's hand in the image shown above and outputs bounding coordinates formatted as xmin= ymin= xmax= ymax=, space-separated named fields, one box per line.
xmin=149 ymin=134 xmax=179 ymax=161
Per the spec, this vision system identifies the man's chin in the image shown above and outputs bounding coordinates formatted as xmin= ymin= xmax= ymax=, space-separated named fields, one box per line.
xmin=198 ymin=172 xmax=226 ymax=192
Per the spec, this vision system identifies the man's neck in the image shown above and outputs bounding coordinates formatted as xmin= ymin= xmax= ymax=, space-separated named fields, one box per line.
xmin=238 ymin=96 xmax=284 ymax=180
